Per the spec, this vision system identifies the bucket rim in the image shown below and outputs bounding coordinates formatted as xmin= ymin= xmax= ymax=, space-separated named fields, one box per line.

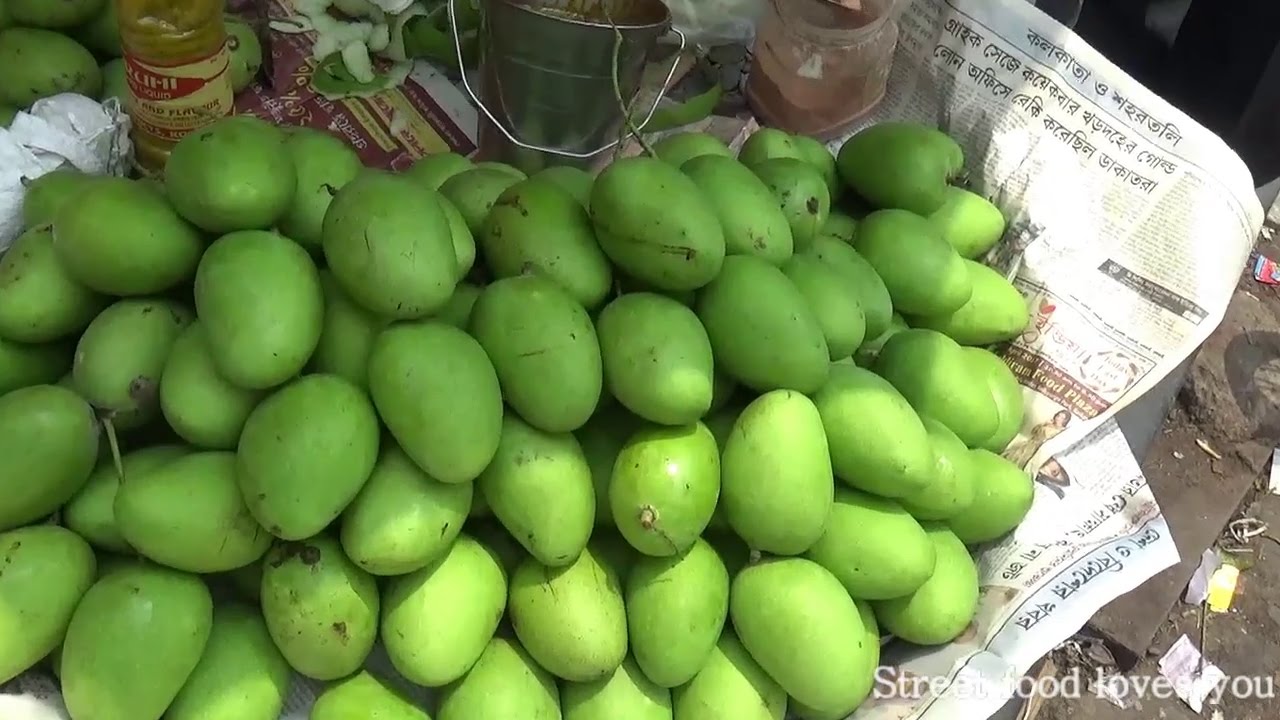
xmin=492 ymin=0 xmax=672 ymax=32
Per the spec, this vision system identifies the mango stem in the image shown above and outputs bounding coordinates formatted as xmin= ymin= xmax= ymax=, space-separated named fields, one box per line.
xmin=102 ymin=417 xmax=124 ymax=482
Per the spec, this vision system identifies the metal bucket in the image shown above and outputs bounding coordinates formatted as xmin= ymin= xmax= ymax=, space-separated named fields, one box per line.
xmin=449 ymin=0 xmax=685 ymax=174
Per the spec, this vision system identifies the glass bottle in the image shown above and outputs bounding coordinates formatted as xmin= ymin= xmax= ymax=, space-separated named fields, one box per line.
xmin=746 ymin=0 xmax=907 ymax=139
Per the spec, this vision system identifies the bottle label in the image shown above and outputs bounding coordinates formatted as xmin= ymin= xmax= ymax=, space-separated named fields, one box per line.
xmin=124 ymin=44 xmax=235 ymax=143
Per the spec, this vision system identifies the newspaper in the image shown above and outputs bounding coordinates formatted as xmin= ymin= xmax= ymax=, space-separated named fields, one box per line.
xmin=843 ymin=0 xmax=1258 ymax=717
xmin=234 ymin=0 xmax=480 ymax=163
xmin=0 ymin=0 xmax=1262 ymax=718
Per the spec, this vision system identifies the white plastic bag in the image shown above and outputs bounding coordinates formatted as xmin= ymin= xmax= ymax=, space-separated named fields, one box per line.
xmin=0 ymin=93 xmax=132 ymax=253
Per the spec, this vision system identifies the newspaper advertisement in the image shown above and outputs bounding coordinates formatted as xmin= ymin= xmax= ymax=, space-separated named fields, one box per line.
xmin=842 ymin=0 xmax=1259 ymax=717
xmin=236 ymin=0 xmax=480 ymax=164
xmin=0 ymin=0 xmax=1262 ymax=718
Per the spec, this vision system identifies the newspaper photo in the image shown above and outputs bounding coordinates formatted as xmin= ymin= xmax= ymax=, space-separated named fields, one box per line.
xmin=0 ymin=0 xmax=1263 ymax=718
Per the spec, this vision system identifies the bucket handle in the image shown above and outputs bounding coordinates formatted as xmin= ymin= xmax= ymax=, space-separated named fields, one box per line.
xmin=448 ymin=0 xmax=687 ymax=159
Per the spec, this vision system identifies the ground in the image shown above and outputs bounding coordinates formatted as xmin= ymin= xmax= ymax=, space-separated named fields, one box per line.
xmin=1033 ymin=226 xmax=1280 ymax=719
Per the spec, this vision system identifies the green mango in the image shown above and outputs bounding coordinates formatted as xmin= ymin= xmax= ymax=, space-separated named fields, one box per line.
xmin=610 ymin=422 xmax=719 ymax=557
xmin=194 ymin=230 xmax=323 ymax=389
xmin=99 ymin=57 xmax=127 ymax=103
xmin=469 ymin=275 xmax=602 ymax=432
xmin=853 ymin=312 xmax=908 ymax=368
xmin=312 ymin=671 xmax=430 ymax=719
xmin=791 ymin=134 xmax=841 ymax=201
xmin=159 ymin=322 xmax=265 ymax=448
xmin=652 ymin=131 xmax=732 ymax=168
xmin=481 ymin=178 xmax=614 ymax=309
xmin=405 ymin=151 xmax=473 ymax=190
xmin=62 ymin=564 xmax=214 ymax=720
xmin=381 ymin=534 xmax=507 ymax=686
xmin=680 ymin=154 xmax=794 ymax=265
xmin=695 ymin=254 xmax=829 ymax=393
xmin=948 ymin=449 xmax=1034 ymax=544
xmin=597 ymin=292 xmax=714 ymax=425
xmin=467 ymin=517 xmax=526 ymax=577
xmin=237 ymin=374 xmax=380 ymax=540
xmin=872 ymin=525 xmax=978 ymax=645
xmin=53 ymin=176 xmax=203 ymax=295
xmin=911 ymin=260 xmax=1030 ymax=346
xmin=438 ymin=167 xmax=523 ymax=235
xmin=590 ymin=156 xmax=726 ymax=292
xmin=626 ymin=538 xmax=729 ymax=688
xmin=21 ymin=167 xmax=97 ymax=230
xmin=0 ymin=28 xmax=101 ymax=106
xmin=808 ymin=236 xmax=892 ymax=341
xmin=436 ymin=637 xmax=561 ymax=720
xmin=588 ymin=527 xmax=637 ymax=579
xmin=531 ymin=165 xmax=593 ymax=207
xmin=323 ymin=170 xmax=458 ymax=318
xmin=708 ymin=370 xmax=737 ymax=413
xmin=434 ymin=281 xmax=482 ymax=328
xmin=782 ymin=253 xmax=866 ymax=360
xmin=64 ymin=445 xmax=189 ymax=553
xmin=225 ymin=15 xmax=263 ymax=92
xmin=563 ymin=656 xmax=672 ymax=720
xmin=966 ymin=347 xmax=1025 ymax=452
xmin=7 ymin=0 xmax=102 ymax=28
xmin=751 ymin=157 xmax=830 ymax=251
xmin=819 ymin=211 xmax=858 ymax=243
xmin=368 ymin=320 xmax=502 ymax=484
xmin=899 ymin=418 xmax=976 ymax=521
xmin=166 ymin=604 xmax=292 ymax=720
xmin=930 ymin=186 xmax=1007 ymax=258
xmin=671 ymin=632 xmax=786 ymax=720
xmin=854 ymin=209 xmax=972 ymax=316
xmin=0 ymin=336 xmax=70 ymax=394
xmin=477 ymin=414 xmax=594 ymax=566
xmin=311 ymin=271 xmax=388 ymax=387
xmin=736 ymin=128 xmax=803 ymax=168
xmin=720 ymin=390 xmax=832 ymax=555
xmin=260 ymin=536 xmax=379 ymax=680
xmin=805 ymin=488 xmax=936 ymax=600
xmin=615 ymin=272 xmax=696 ymax=307
xmin=576 ymin=406 xmax=640 ymax=526
xmin=474 ymin=161 xmax=526 ymax=179
xmin=340 ymin=443 xmax=473 ymax=575
xmin=810 ymin=362 xmax=934 ymax=499
xmin=73 ymin=0 xmax=121 ymax=56
xmin=72 ymin=298 xmax=192 ymax=430
xmin=94 ymin=552 xmax=138 ymax=579
xmin=0 ymin=104 xmax=14 ymax=126
xmin=730 ymin=558 xmax=877 ymax=717
xmin=115 ymin=451 xmax=272 ymax=573
xmin=873 ymin=328 xmax=1000 ymax=447
xmin=438 ymin=195 xmax=477 ymax=279
xmin=0 ymin=526 xmax=96 ymax=684
xmin=836 ymin=121 xmax=963 ymax=215
xmin=165 ymin=116 xmax=295 ymax=233
xmin=508 ymin=546 xmax=628 ymax=682
xmin=278 ymin=127 xmax=362 ymax=250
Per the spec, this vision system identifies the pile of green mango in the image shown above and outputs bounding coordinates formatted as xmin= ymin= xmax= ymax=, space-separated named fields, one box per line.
xmin=0 ymin=114 xmax=1037 ymax=720
xmin=0 ymin=0 xmax=262 ymax=124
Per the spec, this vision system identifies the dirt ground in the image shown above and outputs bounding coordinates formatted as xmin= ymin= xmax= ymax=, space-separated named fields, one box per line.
xmin=1035 ymin=226 xmax=1280 ymax=718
